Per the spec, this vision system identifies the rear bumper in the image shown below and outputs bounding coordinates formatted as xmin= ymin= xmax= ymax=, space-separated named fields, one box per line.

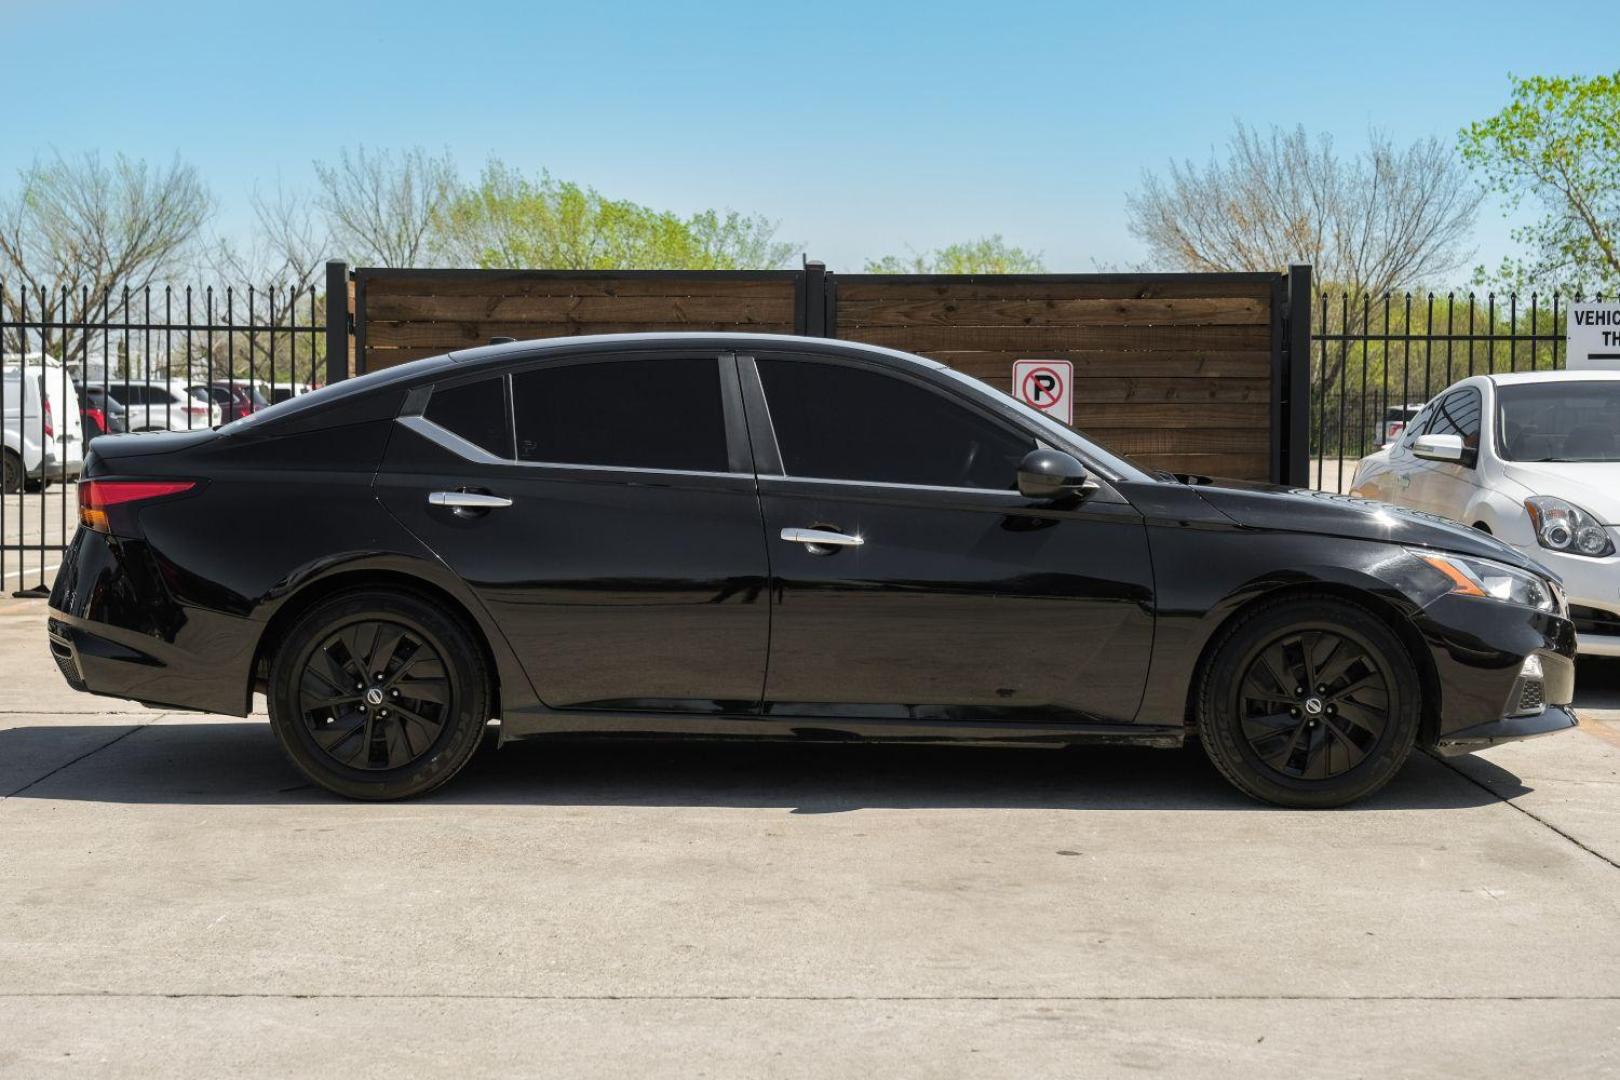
xmin=47 ymin=528 xmax=260 ymax=715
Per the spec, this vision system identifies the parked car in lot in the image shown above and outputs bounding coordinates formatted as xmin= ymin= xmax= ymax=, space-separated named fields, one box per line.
xmin=189 ymin=379 xmax=270 ymax=422
xmin=1351 ymin=370 xmax=1620 ymax=657
xmin=268 ymin=381 xmax=316 ymax=405
xmin=1376 ymin=403 xmax=1426 ymax=447
xmin=3 ymin=365 xmax=85 ymax=491
xmin=103 ymin=379 xmax=222 ymax=431
xmin=76 ymin=384 xmax=128 ymax=443
xmin=49 ymin=334 xmax=1578 ymax=807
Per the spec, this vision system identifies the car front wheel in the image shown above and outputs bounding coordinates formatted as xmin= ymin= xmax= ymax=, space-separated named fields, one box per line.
xmin=267 ymin=589 xmax=491 ymax=800
xmin=1196 ymin=595 xmax=1421 ymax=808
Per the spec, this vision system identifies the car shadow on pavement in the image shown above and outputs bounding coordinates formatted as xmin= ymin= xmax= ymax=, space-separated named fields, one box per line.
xmin=1 ymin=721 xmax=1520 ymax=811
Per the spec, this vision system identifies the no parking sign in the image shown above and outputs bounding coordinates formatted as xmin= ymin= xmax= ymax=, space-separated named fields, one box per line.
xmin=1012 ymin=359 xmax=1073 ymax=424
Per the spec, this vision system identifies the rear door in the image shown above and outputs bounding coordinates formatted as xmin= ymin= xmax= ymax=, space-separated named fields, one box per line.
xmin=376 ymin=350 xmax=771 ymax=714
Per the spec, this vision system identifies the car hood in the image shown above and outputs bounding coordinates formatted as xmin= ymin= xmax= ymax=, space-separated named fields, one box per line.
xmin=1189 ymin=477 xmax=1540 ymax=571
xmin=1497 ymin=461 xmax=1620 ymax=525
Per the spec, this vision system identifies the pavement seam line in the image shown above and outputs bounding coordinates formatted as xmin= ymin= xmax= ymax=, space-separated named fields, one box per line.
xmin=1428 ymin=750 xmax=1620 ymax=873
xmin=2 ymin=993 xmax=1620 ymax=1002
xmin=1 ymin=716 xmax=163 ymax=800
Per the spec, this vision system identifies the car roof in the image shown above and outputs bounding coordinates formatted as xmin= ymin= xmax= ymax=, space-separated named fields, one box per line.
xmin=1487 ymin=369 xmax=1620 ymax=386
xmin=446 ymin=332 xmax=948 ymax=373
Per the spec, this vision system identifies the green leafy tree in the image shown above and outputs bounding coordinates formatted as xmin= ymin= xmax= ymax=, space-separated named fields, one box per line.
xmin=1462 ymin=73 xmax=1620 ymax=293
xmin=864 ymin=234 xmax=1045 ymax=274
xmin=435 ymin=161 xmax=794 ymax=270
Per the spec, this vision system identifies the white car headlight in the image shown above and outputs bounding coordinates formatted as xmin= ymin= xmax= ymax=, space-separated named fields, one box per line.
xmin=1410 ymin=549 xmax=1558 ymax=613
xmin=1525 ymin=496 xmax=1615 ymax=558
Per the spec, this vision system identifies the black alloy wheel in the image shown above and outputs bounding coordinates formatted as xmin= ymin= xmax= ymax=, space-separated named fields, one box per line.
xmin=1196 ymin=595 xmax=1420 ymax=808
xmin=268 ymin=590 xmax=490 ymax=800
xmin=1236 ymin=628 xmax=1393 ymax=780
xmin=2 ymin=449 xmax=20 ymax=494
xmin=298 ymin=619 xmax=452 ymax=771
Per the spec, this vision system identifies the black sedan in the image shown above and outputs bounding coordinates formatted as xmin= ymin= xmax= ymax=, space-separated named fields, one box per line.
xmin=47 ymin=334 xmax=1578 ymax=806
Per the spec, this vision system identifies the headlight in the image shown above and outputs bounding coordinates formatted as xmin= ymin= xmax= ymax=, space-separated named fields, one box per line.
xmin=1525 ymin=496 xmax=1615 ymax=557
xmin=1410 ymin=549 xmax=1557 ymax=613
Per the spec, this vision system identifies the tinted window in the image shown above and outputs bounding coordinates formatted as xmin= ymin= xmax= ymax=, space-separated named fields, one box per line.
xmin=758 ymin=359 xmax=1035 ymax=489
xmin=1427 ymin=387 xmax=1482 ymax=449
xmin=425 ymin=377 xmax=512 ymax=458
xmin=511 ymin=356 xmax=727 ymax=472
xmin=1401 ymin=404 xmax=1434 ymax=446
xmin=1498 ymin=381 xmax=1620 ymax=462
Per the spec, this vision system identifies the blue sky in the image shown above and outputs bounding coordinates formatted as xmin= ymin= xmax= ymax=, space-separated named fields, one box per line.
xmin=2 ymin=0 xmax=1614 ymax=281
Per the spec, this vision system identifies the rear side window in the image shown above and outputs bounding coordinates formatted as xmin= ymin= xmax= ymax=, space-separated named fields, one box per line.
xmin=425 ymin=377 xmax=512 ymax=458
xmin=757 ymin=359 xmax=1035 ymax=489
xmin=511 ymin=357 xmax=728 ymax=472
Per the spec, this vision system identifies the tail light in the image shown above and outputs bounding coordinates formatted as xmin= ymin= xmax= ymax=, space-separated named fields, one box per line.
xmin=44 ymin=397 xmax=54 ymax=439
xmin=80 ymin=479 xmax=198 ymax=533
xmin=84 ymin=407 xmax=107 ymax=435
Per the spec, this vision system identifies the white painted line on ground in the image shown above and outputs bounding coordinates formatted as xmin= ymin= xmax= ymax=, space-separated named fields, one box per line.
xmin=2 ymin=562 xmax=59 ymax=582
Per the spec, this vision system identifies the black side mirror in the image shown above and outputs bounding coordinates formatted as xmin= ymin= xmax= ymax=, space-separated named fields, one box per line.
xmin=1017 ymin=448 xmax=1091 ymax=501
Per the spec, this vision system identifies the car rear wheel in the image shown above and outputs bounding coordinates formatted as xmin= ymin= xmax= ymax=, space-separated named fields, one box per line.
xmin=267 ymin=590 xmax=490 ymax=800
xmin=1 ymin=449 xmax=20 ymax=494
xmin=1196 ymin=595 xmax=1420 ymax=808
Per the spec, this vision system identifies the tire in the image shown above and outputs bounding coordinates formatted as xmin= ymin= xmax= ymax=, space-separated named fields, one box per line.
xmin=267 ymin=589 xmax=491 ymax=800
xmin=1196 ymin=595 xmax=1420 ymax=808
xmin=1 ymin=449 xmax=21 ymax=494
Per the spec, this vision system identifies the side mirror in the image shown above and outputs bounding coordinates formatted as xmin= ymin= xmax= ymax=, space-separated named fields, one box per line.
xmin=1017 ymin=448 xmax=1091 ymax=501
xmin=1412 ymin=433 xmax=1466 ymax=463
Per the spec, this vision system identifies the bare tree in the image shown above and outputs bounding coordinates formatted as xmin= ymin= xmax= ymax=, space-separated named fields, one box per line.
xmin=0 ymin=152 xmax=211 ymax=356
xmin=1127 ymin=124 xmax=1481 ymax=387
xmin=314 ymin=146 xmax=458 ymax=267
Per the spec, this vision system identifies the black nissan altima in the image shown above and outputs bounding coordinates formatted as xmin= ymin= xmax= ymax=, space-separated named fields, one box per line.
xmin=47 ymin=333 xmax=1579 ymax=806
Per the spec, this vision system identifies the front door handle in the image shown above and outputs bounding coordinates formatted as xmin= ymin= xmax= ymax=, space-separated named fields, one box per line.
xmin=781 ymin=527 xmax=863 ymax=553
xmin=428 ymin=491 xmax=513 ymax=514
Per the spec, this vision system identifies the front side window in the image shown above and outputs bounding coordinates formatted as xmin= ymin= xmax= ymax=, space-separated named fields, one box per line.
xmin=757 ymin=359 xmax=1036 ymax=489
xmin=425 ymin=377 xmax=512 ymax=458
xmin=1426 ymin=387 xmax=1482 ymax=450
xmin=1498 ymin=382 xmax=1620 ymax=462
xmin=511 ymin=356 xmax=728 ymax=472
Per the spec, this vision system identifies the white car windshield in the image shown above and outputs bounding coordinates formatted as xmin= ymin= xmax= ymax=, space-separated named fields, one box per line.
xmin=1498 ymin=383 xmax=1620 ymax=462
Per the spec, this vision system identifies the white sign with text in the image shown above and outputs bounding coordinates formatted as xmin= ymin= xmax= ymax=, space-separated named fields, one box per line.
xmin=1567 ymin=302 xmax=1620 ymax=370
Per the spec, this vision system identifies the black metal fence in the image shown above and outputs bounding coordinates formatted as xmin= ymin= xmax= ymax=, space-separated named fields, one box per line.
xmin=1 ymin=264 xmax=343 ymax=596
xmin=1310 ymin=290 xmax=1595 ymax=492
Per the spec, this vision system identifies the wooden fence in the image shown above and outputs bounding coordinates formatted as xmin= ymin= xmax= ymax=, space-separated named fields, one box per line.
xmin=352 ymin=266 xmax=1306 ymax=482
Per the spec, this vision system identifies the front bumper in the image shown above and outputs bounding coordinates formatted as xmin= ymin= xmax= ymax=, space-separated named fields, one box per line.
xmin=1433 ymin=705 xmax=1579 ymax=755
xmin=1413 ymin=592 xmax=1577 ymax=751
xmin=1508 ymin=540 xmax=1620 ymax=656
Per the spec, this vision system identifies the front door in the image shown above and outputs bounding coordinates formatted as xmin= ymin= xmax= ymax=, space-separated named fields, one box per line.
xmin=742 ymin=353 xmax=1155 ymax=723
xmin=376 ymin=352 xmax=770 ymax=713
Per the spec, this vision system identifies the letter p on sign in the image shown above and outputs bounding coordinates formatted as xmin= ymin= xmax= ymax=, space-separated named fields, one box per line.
xmin=1012 ymin=359 xmax=1073 ymax=424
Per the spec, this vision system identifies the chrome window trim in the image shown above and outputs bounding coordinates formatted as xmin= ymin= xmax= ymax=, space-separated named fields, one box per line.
xmin=396 ymin=414 xmax=751 ymax=481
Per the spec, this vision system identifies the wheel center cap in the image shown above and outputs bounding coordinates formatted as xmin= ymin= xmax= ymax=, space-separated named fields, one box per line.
xmin=365 ymin=688 xmax=385 ymax=707
xmin=1304 ymin=697 xmax=1324 ymax=716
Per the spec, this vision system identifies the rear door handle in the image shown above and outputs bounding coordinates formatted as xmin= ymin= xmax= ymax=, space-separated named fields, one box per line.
xmin=781 ymin=527 xmax=863 ymax=548
xmin=429 ymin=491 xmax=513 ymax=512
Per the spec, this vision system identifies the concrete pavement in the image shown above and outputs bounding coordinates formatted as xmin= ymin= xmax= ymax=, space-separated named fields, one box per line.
xmin=2 ymin=597 xmax=1618 ymax=1078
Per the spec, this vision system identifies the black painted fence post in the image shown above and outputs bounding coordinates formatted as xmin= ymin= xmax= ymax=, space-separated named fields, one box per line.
xmin=324 ymin=261 xmax=350 ymax=386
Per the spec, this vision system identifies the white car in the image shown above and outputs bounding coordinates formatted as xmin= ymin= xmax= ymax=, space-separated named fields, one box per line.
xmin=3 ymin=364 xmax=85 ymax=491
xmin=1351 ymin=370 xmax=1620 ymax=656
xmin=102 ymin=379 xmax=222 ymax=432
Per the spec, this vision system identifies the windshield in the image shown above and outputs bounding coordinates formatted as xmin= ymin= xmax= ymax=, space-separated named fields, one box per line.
xmin=1497 ymin=382 xmax=1620 ymax=462
xmin=936 ymin=367 xmax=1155 ymax=482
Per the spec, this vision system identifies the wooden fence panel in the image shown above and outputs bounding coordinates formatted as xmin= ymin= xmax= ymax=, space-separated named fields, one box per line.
xmin=833 ymin=275 xmax=1279 ymax=480
xmin=357 ymin=270 xmax=800 ymax=372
